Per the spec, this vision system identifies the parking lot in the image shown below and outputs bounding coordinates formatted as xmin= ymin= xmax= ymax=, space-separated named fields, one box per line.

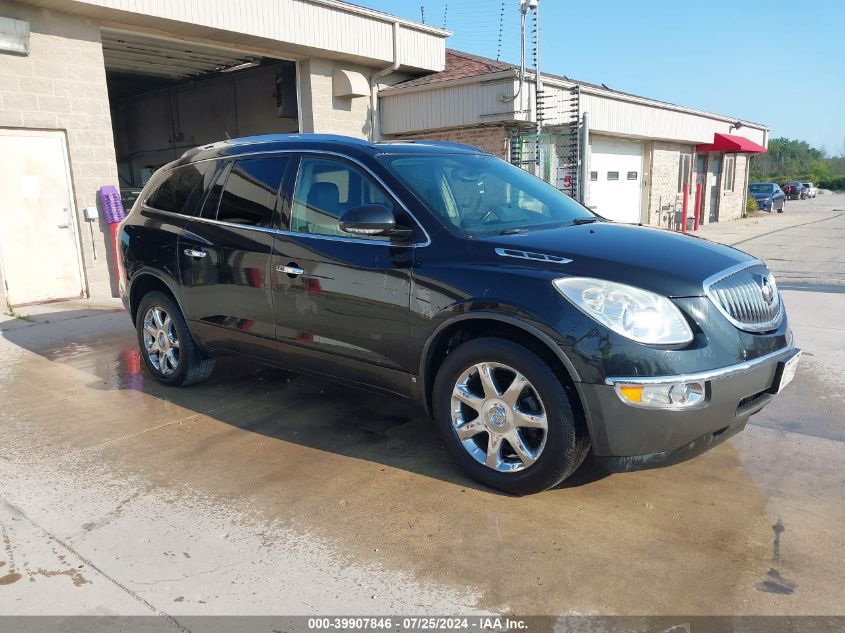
xmin=1 ymin=195 xmax=844 ymax=618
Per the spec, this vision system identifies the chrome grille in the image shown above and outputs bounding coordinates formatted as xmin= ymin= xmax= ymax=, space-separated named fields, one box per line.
xmin=705 ymin=263 xmax=781 ymax=332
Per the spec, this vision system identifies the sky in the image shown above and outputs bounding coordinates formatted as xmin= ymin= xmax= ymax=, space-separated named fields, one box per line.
xmin=361 ymin=0 xmax=845 ymax=155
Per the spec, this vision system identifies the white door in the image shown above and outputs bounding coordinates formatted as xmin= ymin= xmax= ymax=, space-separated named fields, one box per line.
xmin=0 ymin=130 xmax=84 ymax=306
xmin=588 ymin=137 xmax=643 ymax=223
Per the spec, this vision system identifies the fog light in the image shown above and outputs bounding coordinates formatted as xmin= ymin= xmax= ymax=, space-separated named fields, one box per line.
xmin=615 ymin=381 xmax=706 ymax=409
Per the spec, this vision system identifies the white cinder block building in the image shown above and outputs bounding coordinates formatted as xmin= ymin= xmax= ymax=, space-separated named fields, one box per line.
xmin=0 ymin=0 xmax=448 ymax=307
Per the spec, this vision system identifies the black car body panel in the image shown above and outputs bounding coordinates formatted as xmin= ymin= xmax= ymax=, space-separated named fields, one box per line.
xmin=120 ymin=134 xmax=797 ymax=474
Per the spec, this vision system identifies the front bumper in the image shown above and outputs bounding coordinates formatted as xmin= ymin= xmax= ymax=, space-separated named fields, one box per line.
xmin=577 ymin=346 xmax=798 ymax=471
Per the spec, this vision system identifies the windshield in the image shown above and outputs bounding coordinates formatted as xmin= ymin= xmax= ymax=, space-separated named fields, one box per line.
xmin=377 ymin=153 xmax=594 ymax=236
xmin=749 ymin=184 xmax=773 ymax=194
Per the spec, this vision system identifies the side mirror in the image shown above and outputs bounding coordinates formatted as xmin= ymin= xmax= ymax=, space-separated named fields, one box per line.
xmin=339 ymin=204 xmax=396 ymax=237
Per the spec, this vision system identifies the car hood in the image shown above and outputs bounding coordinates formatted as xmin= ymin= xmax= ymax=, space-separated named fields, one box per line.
xmin=478 ymin=221 xmax=755 ymax=297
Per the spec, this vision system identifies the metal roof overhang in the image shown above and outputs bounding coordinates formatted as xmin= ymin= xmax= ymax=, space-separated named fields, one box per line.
xmin=696 ymin=133 xmax=767 ymax=153
xmin=101 ymin=29 xmax=264 ymax=79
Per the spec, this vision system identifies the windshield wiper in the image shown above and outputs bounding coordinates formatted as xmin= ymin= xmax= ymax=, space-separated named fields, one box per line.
xmin=498 ymin=228 xmax=526 ymax=235
xmin=571 ymin=217 xmax=599 ymax=225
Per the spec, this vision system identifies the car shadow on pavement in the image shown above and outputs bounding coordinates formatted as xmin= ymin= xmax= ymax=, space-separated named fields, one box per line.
xmin=2 ymin=310 xmax=610 ymax=495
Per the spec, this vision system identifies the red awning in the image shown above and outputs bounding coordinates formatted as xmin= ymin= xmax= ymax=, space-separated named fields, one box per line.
xmin=696 ymin=133 xmax=767 ymax=153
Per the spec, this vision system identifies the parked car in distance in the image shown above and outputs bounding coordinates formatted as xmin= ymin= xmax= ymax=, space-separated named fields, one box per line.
xmin=748 ymin=182 xmax=786 ymax=213
xmin=118 ymin=134 xmax=800 ymax=495
xmin=782 ymin=182 xmax=806 ymax=200
xmin=801 ymin=182 xmax=817 ymax=198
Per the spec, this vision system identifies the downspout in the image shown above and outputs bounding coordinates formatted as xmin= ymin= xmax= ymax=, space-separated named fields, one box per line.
xmin=370 ymin=21 xmax=400 ymax=142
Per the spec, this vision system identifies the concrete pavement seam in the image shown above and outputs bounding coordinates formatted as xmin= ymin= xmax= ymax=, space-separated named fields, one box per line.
xmin=1 ymin=498 xmax=191 ymax=632
xmin=728 ymin=212 xmax=844 ymax=247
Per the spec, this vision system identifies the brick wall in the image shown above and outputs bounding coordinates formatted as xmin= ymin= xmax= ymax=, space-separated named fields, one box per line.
xmin=390 ymin=125 xmax=510 ymax=159
xmin=0 ymin=2 xmax=119 ymax=305
xmin=299 ymin=58 xmax=372 ymax=139
xmin=646 ymin=141 xmax=695 ymax=229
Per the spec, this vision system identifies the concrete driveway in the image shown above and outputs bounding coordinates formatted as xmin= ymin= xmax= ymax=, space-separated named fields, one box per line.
xmin=1 ymin=196 xmax=844 ymax=619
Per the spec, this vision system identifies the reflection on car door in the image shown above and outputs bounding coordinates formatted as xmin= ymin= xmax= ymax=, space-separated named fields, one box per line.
xmin=270 ymin=154 xmax=416 ymax=396
xmin=179 ymin=156 xmax=290 ymax=359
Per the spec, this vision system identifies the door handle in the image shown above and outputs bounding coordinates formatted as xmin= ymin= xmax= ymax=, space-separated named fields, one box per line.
xmin=276 ymin=264 xmax=304 ymax=276
xmin=184 ymin=248 xmax=207 ymax=259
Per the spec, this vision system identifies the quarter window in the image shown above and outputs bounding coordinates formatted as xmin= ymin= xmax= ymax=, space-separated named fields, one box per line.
xmin=146 ymin=163 xmax=212 ymax=214
xmin=216 ymin=158 xmax=287 ymax=228
xmin=290 ymin=157 xmax=394 ymax=240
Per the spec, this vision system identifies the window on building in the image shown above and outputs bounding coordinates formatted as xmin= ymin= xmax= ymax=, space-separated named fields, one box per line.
xmin=627 ymin=171 xmax=638 ymax=180
xmin=590 ymin=171 xmax=598 ymax=181
xmin=724 ymin=155 xmax=736 ymax=192
xmin=290 ymin=157 xmax=394 ymax=240
xmin=145 ymin=163 xmax=212 ymax=214
xmin=607 ymin=171 xmax=619 ymax=181
xmin=216 ymin=158 xmax=287 ymax=228
xmin=678 ymin=153 xmax=692 ymax=193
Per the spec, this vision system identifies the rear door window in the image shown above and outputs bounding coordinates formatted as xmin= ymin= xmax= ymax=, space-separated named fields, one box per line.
xmin=214 ymin=158 xmax=288 ymax=228
xmin=146 ymin=163 xmax=213 ymax=214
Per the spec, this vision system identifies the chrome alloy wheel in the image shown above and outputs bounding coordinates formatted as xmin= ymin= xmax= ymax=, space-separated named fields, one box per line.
xmin=142 ymin=306 xmax=180 ymax=376
xmin=450 ymin=362 xmax=548 ymax=473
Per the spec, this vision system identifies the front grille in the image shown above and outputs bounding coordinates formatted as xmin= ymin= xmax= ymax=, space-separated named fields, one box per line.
xmin=705 ymin=263 xmax=781 ymax=332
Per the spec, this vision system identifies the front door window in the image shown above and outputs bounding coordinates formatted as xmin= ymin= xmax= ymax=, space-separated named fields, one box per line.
xmin=289 ymin=157 xmax=394 ymax=240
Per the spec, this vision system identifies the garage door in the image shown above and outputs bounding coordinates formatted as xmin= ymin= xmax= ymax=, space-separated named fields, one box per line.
xmin=589 ymin=137 xmax=643 ymax=223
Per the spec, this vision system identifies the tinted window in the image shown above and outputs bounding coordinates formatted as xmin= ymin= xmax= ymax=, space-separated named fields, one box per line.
xmin=378 ymin=153 xmax=592 ymax=237
xmin=216 ymin=158 xmax=287 ymax=227
xmin=200 ymin=163 xmax=229 ymax=219
xmin=749 ymin=184 xmax=774 ymax=194
xmin=290 ymin=157 xmax=394 ymax=240
xmin=146 ymin=164 xmax=210 ymax=214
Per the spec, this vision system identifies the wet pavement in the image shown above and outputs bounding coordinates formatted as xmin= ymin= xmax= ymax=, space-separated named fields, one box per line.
xmin=1 ymin=200 xmax=844 ymax=617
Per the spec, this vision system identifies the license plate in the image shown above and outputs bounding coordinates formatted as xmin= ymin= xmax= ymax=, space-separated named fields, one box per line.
xmin=775 ymin=351 xmax=801 ymax=393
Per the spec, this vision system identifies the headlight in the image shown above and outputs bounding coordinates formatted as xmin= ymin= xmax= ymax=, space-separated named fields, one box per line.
xmin=553 ymin=277 xmax=693 ymax=345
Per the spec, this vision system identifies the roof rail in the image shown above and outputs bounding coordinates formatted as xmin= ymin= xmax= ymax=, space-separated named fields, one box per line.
xmin=382 ymin=139 xmax=488 ymax=153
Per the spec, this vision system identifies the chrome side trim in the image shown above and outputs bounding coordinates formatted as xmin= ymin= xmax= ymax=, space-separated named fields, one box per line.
xmin=494 ymin=247 xmax=573 ymax=265
xmin=604 ymin=345 xmax=797 ymax=386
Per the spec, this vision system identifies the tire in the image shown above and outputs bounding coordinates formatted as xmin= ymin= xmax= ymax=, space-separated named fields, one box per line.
xmin=432 ymin=337 xmax=590 ymax=495
xmin=777 ymin=201 xmax=784 ymax=213
xmin=136 ymin=291 xmax=215 ymax=387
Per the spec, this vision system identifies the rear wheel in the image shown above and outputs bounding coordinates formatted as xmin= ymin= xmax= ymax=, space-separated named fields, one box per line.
xmin=136 ymin=291 xmax=215 ymax=386
xmin=432 ymin=337 xmax=589 ymax=495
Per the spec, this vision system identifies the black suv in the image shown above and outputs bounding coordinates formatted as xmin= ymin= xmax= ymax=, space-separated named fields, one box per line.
xmin=119 ymin=134 xmax=799 ymax=495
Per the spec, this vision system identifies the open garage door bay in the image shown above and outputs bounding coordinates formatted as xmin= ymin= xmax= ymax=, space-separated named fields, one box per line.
xmin=103 ymin=30 xmax=300 ymax=195
xmin=589 ymin=137 xmax=643 ymax=223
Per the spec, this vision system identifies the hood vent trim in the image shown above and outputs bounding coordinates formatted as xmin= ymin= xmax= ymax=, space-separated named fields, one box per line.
xmin=494 ymin=248 xmax=573 ymax=265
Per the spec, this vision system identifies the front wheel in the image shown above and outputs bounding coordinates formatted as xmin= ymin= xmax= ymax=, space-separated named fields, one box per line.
xmin=136 ymin=291 xmax=215 ymax=386
xmin=432 ymin=337 xmax=590 ymax=495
